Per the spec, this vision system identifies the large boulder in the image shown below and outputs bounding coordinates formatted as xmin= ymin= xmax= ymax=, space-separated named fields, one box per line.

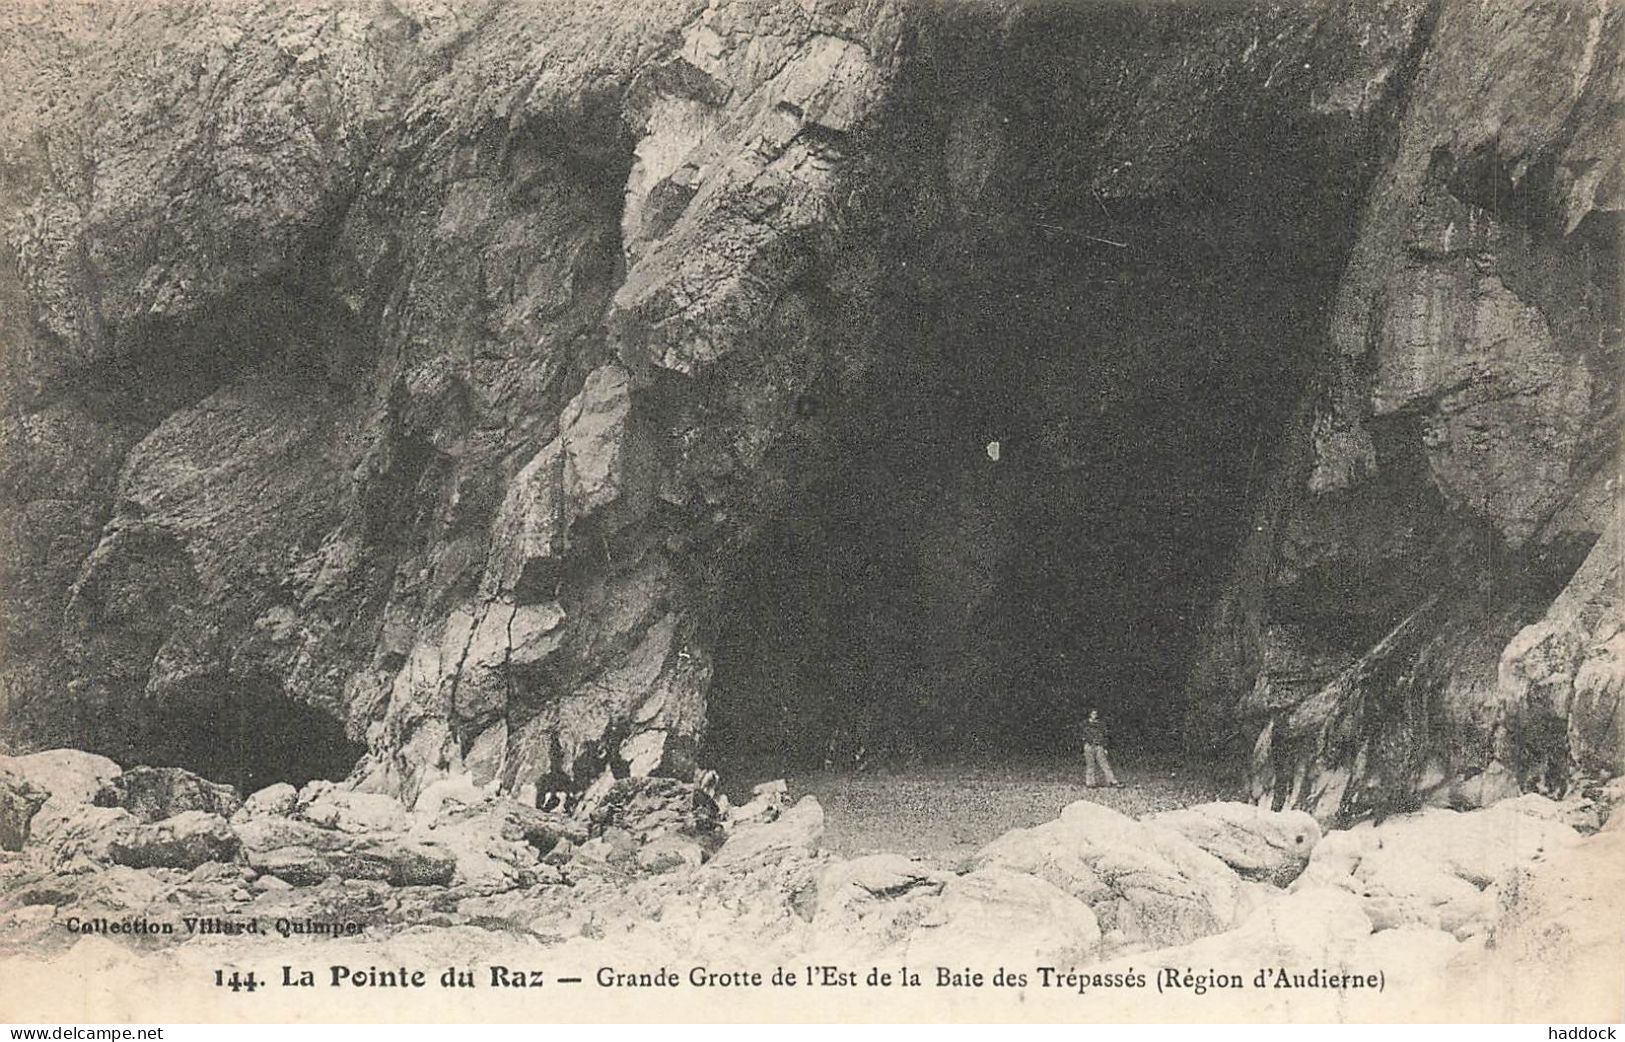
xmin=818 ymin=853 xmax=946 ymax=911
xmin=298 ymin=790 xmax=409 ymax=834
xmin=3 ymin=864 xmax=170 ymax=921
xmin=243 ymin=876 xmax=396 ymax=931
xmin=1085 ymin=887 xmax=1449 ymax=1019
xmin=1145 ymin=802 xmax=1322 ymax=885
xmin=0 ymin=751 xmax=122 ymax=807
xmin=1294 ymin=824 xmax=1486 ymax=937
xmin=1292 ymin=797 xmax=1583 ymax=938
xmin=410 ymin=775 xmax=489 ymax=818
xmin=903 ymin=867 xmax=1101 ymax=966
xmin=108 ymin=811 xmax=241 ymax=871
xmin=1357 ymin=796 xmax=1583 ymax=886
xmin=247 ymin=840 xmax=455 ymax=888
xmin=1435 ymin=812 xmax=1625 ymax=1021
xmin=411 ymin=797 xmax=583 ymax=889
xmin=237 ymin=817 xmax=455 ymax=887
xmin=727 ymin=780 xmax=789 ymax=829
xmin=970 ymin=819 xmax=1111 ymax=904
xmin=98 ymin=766 xmax=242 ymax=823
xmin=1 ymin=751 xmax=126 ymax=859
xmin=973 ymin=799 xmax=1243 ymax=953
xmin=587 ymin=776 xmax=723 ymax=853
xmin=232 ymin=783 xmax=297 ymax=823
xmin=32 ymin=805 xmax=140 ymax=868
xmin=709 ymin=796 xmax=824 ymax=868
xmin=167 ymin=860 xmax=257 ymax=906
xmin=807 ymin=854 xmax=950 ymax=958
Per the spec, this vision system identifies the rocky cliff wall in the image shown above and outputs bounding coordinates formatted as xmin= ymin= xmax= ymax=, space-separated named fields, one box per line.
xmin=0 ymin=0 xmax=928 ymax=800
xmin=1197 ymin=0 xmax=1622 ymax=823
xmin=0 ymin=0 xmax=1618 ymax=820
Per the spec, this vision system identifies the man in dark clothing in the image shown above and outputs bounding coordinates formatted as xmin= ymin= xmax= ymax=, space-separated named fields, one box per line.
xmin=1081 ymin=708 xmax=1120 ymax=788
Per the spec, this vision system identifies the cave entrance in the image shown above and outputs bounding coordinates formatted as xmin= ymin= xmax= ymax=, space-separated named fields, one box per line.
xmin=701 ymin=12 xmax=1374 ymax=776
xmin=704 ymin=183 xmax=1356 ymax=778
xmin=136 ymin=678 xmax=364 ymax=796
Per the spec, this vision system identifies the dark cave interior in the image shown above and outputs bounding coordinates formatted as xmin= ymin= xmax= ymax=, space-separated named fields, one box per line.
xmin=702 ymin=17 xmax=1379 ymax=771
xmin=704 ymin=227 xmax=1337 ymax=770
xmin=133 ymin=679 xmax=364 ymax=795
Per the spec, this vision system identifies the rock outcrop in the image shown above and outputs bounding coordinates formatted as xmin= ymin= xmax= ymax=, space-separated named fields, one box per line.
xmin=1145 ymin=802 xmax=1322 ymax=886
xmin=0 ymin=751 xmax=125 ymax=859
xmin=233 ymin=783 xmax=297 ymax=823
xmin=1291 ymin=794 xmax=1583 ymax=938
xmin=99 ymin=766 xmax=243 ymax=824
xmin=108 ymin=811 xmax=241 ymax=872
xmin=903 ymin=866 xmax=1101 ymax=966
xmin=237 ymin=817 xmax=455 ymax=887
xmin=973 ymin=799 xmax=1245 ymax=953
xmin=413 ymin=795 xmax=582 ymax=888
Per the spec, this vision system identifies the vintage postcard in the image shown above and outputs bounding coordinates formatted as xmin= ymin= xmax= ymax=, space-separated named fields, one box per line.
xmin=0 ymin=0 xmax=1620 ymax=1025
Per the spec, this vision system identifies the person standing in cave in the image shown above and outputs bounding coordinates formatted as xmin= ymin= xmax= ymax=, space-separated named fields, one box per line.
xmin=1080 ymin=707 xmax=1120 ymax=788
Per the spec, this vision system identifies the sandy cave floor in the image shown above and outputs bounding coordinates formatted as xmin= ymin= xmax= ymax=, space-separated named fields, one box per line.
xmin=730 ymin=751 xmax=1244 ymax=864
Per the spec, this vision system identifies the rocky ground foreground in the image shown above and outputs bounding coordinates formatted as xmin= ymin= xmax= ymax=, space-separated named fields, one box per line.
xmin=2 ymin=750 xmax=1621 ymax=1021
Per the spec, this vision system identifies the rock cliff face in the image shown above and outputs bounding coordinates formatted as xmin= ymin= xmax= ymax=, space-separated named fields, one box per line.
xmin=1194 ymin=0 xmax=1623 ymax=822
xmin=0 ymin=0 xmax=1618 ymax=820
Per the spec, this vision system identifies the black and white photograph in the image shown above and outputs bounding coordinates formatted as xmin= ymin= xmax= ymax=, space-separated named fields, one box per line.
xmin=0 ymin=0 xmax=1620 ymax=1026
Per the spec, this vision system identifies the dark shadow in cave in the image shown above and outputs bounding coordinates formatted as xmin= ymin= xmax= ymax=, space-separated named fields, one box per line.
xmin=135 ymin=678 xmax=364 ymax=795
xmin=704 ymin=228 xmax=1337 ymax=773
xmin=702 ymin=14 xmax=1380 ymax=775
